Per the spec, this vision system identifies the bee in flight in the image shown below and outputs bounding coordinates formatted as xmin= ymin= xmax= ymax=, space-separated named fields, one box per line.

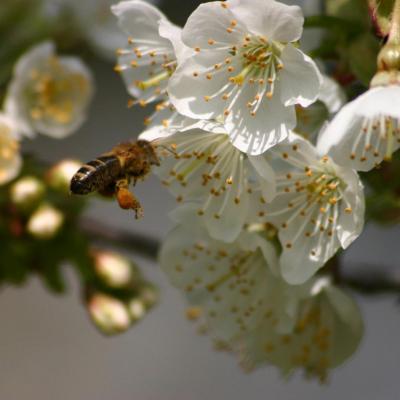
xmin=70 ymin=140 xmax=160 ymax=218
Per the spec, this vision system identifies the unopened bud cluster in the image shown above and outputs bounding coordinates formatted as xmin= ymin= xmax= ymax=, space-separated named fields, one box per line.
xmin=87 ymin=250 xmax=158 ymax=335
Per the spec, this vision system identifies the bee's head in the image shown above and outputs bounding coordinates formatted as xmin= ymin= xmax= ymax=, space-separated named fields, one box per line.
xmin=137 ymin=140 xmax=160 ymax=166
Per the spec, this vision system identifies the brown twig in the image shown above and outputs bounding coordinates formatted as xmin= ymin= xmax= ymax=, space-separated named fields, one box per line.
xmin=80 ymin=218 xmax=400 ymax=296
xmin=79 ymin=217 xmax=160 ymax=261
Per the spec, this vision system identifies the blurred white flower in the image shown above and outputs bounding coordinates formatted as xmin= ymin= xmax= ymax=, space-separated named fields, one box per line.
xmin=168 ymin=0 xmax=322 ymax=155
xmin=318 ymin=85 xmax=400 ymax=171
xmin=144 ymin=121 xmax=276 ymax=242
xmin=160 ymin=221 xmax=308 ymax=342
xmin=295 ymin=75 xmax=346 ymax=141
xmin=5 ymin=41 xmax=94 ymax=139
xmin=0 ymin=114 xmax=21 ymax=185
xmin=237 ymin=277 xmax=363 ymax=382
xmin=27 ymin=204 xmax=64 ymax=239
xmin=112 ymin=0 xmax=182 ymax=106
xmin=248 ymin=133 xmax=365 ymax=284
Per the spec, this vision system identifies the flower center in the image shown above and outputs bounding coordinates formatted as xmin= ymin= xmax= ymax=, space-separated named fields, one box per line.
xmin=200 ymin=33 xmax=285 ymax=117
xmin=154 ymin=132 xmax=251 ymax=218
xmin=28 ymin=57 xmax=89 ymax=125
xmin=232 ymin=35 xmax=283 ymax=91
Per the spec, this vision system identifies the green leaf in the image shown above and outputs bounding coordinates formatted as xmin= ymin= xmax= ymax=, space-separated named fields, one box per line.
xmin=326 ymin=0 xmax=371 ymax=26
xmin=347 ymin=33 xmax=381 ymax=85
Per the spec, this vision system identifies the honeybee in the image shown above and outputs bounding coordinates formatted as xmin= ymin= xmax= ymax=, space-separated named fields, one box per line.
xmin=70 ymin=140 xmax=160 ymax=218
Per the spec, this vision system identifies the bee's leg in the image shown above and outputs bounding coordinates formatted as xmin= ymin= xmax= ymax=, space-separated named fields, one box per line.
xmin=115 ymin=178 xmax=143 ymax=219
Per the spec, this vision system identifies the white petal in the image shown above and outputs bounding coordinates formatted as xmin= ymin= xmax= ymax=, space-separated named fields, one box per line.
xmin=168 ymin=49 xmax=232 ymax=119
xmin=279 ymin=45 xmax=322 ymax=108
xmin=335 ymin=167 xmax=365 ymax=249
xmin=112 ymin=0 xmax=167 ymax=41
xmin=160 ymin=224 xmax=284 ymax=341
xmin=317 ymin=86 xmax=400 ymax=171
xmin=4 ymin=42 xmax=54 ymax=138
xmin=181 ymin=1 xmax=245 ymax=49
xmin=225 ymin=85 xmax=294 ymax=155
xmin=318 ymin=75 xmax=346 ymax=114
xmin=248 ymin=155 xmax=276 ymax=201
xmin=229 ymin=0 xmax=304 ymax=42
xmin=158 ymin=19 xmax=192 ymax=65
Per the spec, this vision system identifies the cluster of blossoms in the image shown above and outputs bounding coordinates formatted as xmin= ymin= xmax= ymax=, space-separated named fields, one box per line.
xmin=110 ymin=0 xmax=383 ymax=380
xmin=0 ymin=40 xmax=94 ymax=187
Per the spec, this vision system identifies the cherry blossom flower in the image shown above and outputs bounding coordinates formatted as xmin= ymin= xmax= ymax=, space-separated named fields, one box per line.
xmin=236 ymin=277 xmax=363 ymax=382
xmin=0 ymin=114 xmax=21 ymax=185
xmin=318 ymin=85 xmax=400 ymax=171
xmin=160 ymin=220 xmax=307 ymax=342
xmin=248 ymin=133 xmax=365 ymax=284
xmin=168 ymin=0 xmax=322 ymax=155
xmin=112 ymin=0 xmax=184 ymax=107
xmin=5 ymin=41 xmax=94 ymax=139
xmin=142 ymin=121 xmax=276 ymax=242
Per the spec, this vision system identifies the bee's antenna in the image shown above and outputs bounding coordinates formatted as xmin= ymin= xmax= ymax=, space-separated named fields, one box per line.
xmin=153 ymin=142 xmax=179 ymax=158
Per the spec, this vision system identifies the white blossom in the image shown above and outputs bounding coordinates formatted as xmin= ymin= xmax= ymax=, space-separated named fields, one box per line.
xmin=248 ymin=133 xmax=365 ymax=284
xmin=5 ymin=41 xmax=94 ymax=139
xmin=160 ymin=220 xmax=307 ymax=342
xmin=236 ymin=277 xmax=363 ymax=382
xmin=168 ymin=0 xmax=322 ymax=155
xmin=143 ymin=121 xmax=276 ymax=242
xmin=112 ymin=0 xmax=184 ymax=106
xmin=0 ymin=114 xmax=21 ymax=185
xmin=317 ymin=85 xmax=400 ymax=171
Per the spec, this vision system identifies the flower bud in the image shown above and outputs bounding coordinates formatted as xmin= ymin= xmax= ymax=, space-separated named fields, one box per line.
xmin=128 ymin=298 xmax=146 ymax=322
xmin=10 ymin=176 xmax=45 ymax=209
xmin=377 ymin=43 xmax=400 ymax=71
xmin=372 ymin=43 xmax=400 ymax=87
xmin=138 ymin=284 xmax=158 ymax=309
xmin=27 ymin=204 xmax=64 ymax=239
xmin=93 ymin=250 xmax=133 ymax=288
xmin=88 ymin=293 xmax=131 ymax=335
xmin=47 ymin=159 xmax=81 ymax=193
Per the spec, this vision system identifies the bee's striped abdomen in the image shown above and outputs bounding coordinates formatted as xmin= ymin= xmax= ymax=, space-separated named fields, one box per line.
xmin=70 ymin=155 xmax=122 ymax=195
